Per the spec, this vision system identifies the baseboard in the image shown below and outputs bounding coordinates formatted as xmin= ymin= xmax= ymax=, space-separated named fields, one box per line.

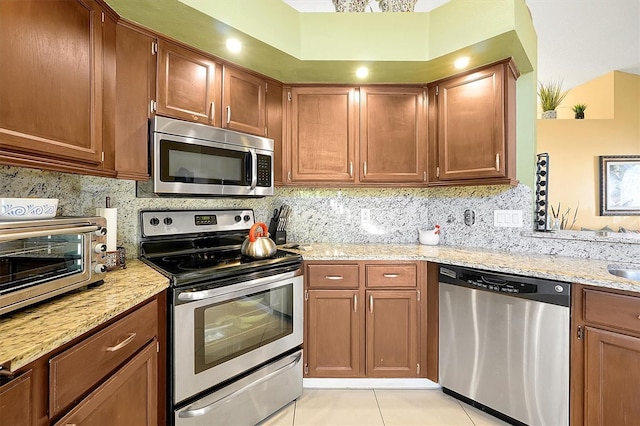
xmin=303 ymin=378 xmax=440 ymax=389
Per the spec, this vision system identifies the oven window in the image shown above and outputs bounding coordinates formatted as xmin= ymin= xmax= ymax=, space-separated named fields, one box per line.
xmin=194 ymin=284 xmax=294 ymax=373
xmin=0 ymin=234 xmax=84 ymax=294
xmin=159 ymin=139 xmax=249 ymax=185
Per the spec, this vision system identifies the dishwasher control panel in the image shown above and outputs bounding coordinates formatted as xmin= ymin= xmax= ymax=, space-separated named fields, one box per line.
xmin=465 ymin=278 xmax=537 ymax=294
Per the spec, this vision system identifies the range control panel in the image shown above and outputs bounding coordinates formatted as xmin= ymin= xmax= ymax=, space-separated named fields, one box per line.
xmin=140 ymin=209 xmax=255 ymax=237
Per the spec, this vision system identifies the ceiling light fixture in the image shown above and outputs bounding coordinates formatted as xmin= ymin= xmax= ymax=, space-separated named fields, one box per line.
xmin=356 ymin=66 xmax=369 ymax=79
xmin=226 ymin=38 xmax=242 ymax=53
xmin=454 ymin=57 xmax=470 ymax=69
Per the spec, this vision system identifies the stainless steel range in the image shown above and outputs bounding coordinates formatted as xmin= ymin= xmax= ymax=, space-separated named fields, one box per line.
xmin=139 ymin=209 xmax=303 ymax=426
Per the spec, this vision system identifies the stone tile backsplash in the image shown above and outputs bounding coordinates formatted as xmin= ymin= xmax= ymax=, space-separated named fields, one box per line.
xmin=1 ymin=165 xmax=637 ymax=264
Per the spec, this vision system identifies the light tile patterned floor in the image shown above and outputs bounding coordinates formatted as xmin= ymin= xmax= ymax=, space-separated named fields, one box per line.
xmin=260 ymin=389 xmax=510 ymax=426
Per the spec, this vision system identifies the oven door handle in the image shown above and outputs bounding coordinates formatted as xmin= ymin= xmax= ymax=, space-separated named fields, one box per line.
xmin=177 ymin=351 xmax=302 ymax=419
xmin=0 ymin=225 xmax=100 ymax=242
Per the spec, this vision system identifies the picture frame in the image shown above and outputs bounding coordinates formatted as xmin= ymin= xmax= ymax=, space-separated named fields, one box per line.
xmin=599 ymin=155 xmax=640 ymax=216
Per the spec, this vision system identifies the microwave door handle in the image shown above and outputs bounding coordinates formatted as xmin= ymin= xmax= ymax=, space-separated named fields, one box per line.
xmin=249 ymin=150 xmax=257 ymax=190
xmin=0 ymin=225 xmax=100 ymax=242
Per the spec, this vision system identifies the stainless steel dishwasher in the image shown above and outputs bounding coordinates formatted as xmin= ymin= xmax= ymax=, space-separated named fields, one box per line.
xmin=438 ymin=265 xmax=570 ymax=426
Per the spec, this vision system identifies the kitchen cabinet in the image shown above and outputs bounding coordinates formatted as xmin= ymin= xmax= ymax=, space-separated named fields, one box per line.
xmin=287 ymin=87 xmax=358 ymax=184
xmin=112 ymin=22 xmax=157 ymax=180
xmin=267 ymin=81 xmax=284 ymax=185
xmin=304 ymin=261 xmax=424 ymax=378
xmin=571 ymin=285 xmax=640 ymax=426
xmin=0 ymin=0 xmax=111 ymax=176
xmin=222 ymin=66 xmax=267 ymax=136
xmin=359 ymin=87 xmax=427 ymax=183
xmin=157 ymin=40 xmax=221 ymax=126
xmin=0 ymin=293 xmax=165 ymax=426
xmin=0 ymin=370 xmax=32 ymax=426
xmin=285 ymin=86 xmax=427 ymax=186
xmin=427 ymin=58 xmax=519 ymax=186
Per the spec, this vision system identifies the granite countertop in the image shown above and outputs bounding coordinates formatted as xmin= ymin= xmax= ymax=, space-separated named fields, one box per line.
xmin=294 ymin=243 xmax=640 ymax=293
xmin=0 ymin=259 xmax=169 ymax=372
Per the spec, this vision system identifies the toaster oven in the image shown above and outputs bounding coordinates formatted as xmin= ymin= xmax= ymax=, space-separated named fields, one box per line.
xmin=0 ymin=216 xmax=108 ymax=316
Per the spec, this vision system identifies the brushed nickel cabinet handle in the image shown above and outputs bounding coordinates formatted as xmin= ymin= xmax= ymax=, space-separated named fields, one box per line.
xmin=496 ymin=153 xmax=500 ymax=172
xmin=423 ymin=171 xmax=427 ymax=182
xmin=211 ymin=101 xmax=215 ymax=121
xmin=369 ymin=295 xmax=373 ymax=313
xmin=383 ymin=273 xmax=400 ymax=278
xmin=226 ymin=106 xmax=231 ymax=124
xmin=349 ymin=161 xmax=353 ymax=178
xmin=106 ymin=333 xmax=136 ymax=352
xmin=637 ymin=315 xmax=640 ymax=320
xmin=353 ymin=294 xmax=357 ymax=312
xmin=288 ymin=171 xmax=292 ymax=182
xmin=363 ymin=161 xmax=368 ymax=177
xmin=325 ymin=275 xmax=344 ymax=280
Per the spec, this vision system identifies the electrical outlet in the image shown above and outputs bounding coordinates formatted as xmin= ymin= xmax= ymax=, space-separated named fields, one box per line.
xmin=494 ymin=210 xmax=523 ymax=228
xmin=464 ymin=209 xmax=476 ymax=226
xmin=361 ymin=209 xmax=371 ymax=226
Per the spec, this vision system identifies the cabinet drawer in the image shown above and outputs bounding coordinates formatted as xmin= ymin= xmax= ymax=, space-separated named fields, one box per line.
xmin=584 ymin=289 xmax=640 ymax=334
xmin=366 ymin=264 xmax=417 ymax=288
xmin=49 ymin=299 xmax=158 ymax=417
xmin=306 ymin=264 xmax=359 ymax=288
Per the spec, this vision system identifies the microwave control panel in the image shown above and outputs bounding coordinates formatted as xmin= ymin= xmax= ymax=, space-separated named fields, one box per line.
xmin=256 ymin=154 xmax=272 ymax=187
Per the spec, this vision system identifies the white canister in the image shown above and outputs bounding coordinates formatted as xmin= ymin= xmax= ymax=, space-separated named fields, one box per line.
xmin=418 ymin=225 xmax=440 ymax=245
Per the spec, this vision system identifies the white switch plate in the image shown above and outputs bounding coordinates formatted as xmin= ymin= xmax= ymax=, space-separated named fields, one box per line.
xmin=494 ymin=210 xmax=523 ymax=228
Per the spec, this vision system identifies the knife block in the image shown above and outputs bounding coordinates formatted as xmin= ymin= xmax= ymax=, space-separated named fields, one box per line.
xmin=268 ymin=218 xmax=286 ymax=245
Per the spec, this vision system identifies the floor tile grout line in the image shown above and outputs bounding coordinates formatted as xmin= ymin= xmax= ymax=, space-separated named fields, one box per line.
xmin=291 ymin=398 xmax=297 ymax=426
xmin=457 ymin=400 xmax=478 ymax=426
xmin=372 ymin=388 xmax=387 ymax=426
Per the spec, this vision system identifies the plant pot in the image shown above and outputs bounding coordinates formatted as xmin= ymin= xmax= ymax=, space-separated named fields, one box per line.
xmin=379 ymin=0 xmax=417 ymax=12
xmin=541 ymin=110 xmax=557 ymax=119
xmin=575 ymin=112 xmax=585 ymax=119
xmin=332 ymin=0 xmax=368 ymax=12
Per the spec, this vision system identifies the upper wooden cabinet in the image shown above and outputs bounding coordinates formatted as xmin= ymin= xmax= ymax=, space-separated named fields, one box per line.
xmin=359 ymin=87 xmax=427 ymax=183
xmin=113 ymin=23 xmax=157 ymax=180
xmin=287 ymin=86 xmax=358 ymax=184
xmin=157 ymin=40 xmax=221 ymax=126
xmin=427 ymin=58 xmax=519 ymax=186
xmin=222 ymin=66 xmax=267 ymax=136
xmin=0 ymin=0 xmax=108 ymax=174
xmin=266 ymin=81 xmax=284 ymax=185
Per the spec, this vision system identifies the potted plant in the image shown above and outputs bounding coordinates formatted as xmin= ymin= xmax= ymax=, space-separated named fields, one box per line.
xmin=538 ymin=80 xmax=568 ymax=119
xmin=572 ymin=103 xmax=587 ymax=119
xmin=376 ymin=0 xmax=417 ymax=12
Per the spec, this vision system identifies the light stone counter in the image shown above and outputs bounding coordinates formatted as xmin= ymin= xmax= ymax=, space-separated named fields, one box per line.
xmin=295 ymin=243 xmax=640 ymax=293
xmin=0 ymin=260 xmax=169 ymax=372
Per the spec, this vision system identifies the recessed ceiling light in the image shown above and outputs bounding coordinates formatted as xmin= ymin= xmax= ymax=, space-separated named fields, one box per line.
xmin=356 ymin=66 xmax=369 ymax=79
xmin=454 ymin=57 xmax=470 ymax=69
xmin=226 ymin=38 xmax=242 ymax=53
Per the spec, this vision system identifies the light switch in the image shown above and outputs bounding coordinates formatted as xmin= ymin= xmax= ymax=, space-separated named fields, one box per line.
xmin=494 ymin=210 xmax=523 ymax=228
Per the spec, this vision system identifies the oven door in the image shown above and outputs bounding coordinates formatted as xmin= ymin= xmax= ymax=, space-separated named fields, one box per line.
xmin=0 ymin=224 xmax=99 ymax=315
xmin=172 ymin=271 xmax=303 ymax=404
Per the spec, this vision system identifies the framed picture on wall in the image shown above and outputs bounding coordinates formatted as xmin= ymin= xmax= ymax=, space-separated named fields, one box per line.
xmin=599 ymin=155 xmax=640 ymax=216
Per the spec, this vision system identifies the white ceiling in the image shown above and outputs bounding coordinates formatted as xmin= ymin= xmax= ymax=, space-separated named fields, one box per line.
xmin=282 ymin=0 xmax=640 ymax=89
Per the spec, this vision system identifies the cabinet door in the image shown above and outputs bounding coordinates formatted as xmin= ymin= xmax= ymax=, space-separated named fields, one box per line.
xmin=306 ymin=290 xmax=363 ymax=377
xmin=359 ymin=87 xmax=427 ymax=183
xmin=114 ymin=23 xmax=157 ymax=180
xmin=0 ymin=370 xmax=32 ymax=426
xmin=222 ymin=66 xmax=266 ymax=136
xmin=289 ymin=87 xmax=358 ymax=183
xmin=584 ymin=327 xmax=640 ymax=426
xmin=366 ymin=290 xmax=418 ymax=377
xmin=53 ymin=341 xmax=157 ymax=426
xmin=0 ymin=0 xmax=104 ymax=166
xmin=157 ymin=40 xmax=220 ymax=125
xmin=431 ymin=60 xmax=517 ymax=183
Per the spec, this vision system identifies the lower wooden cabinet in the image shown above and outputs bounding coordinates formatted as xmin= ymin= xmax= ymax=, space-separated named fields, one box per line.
xmin=304 ymin=261 xmax=424 ymax=379
xmin=306 ymin=289 xmax=363 ymax=377
xmin=0 ymin=292 xmax=165 ymax=426
xmin=572 ymin=284 xmax=640 ymax=426
xmin=53 ymin=340 xmax=157 ymax=426
xmin=0 ymin=370 xmax=32 ymax=426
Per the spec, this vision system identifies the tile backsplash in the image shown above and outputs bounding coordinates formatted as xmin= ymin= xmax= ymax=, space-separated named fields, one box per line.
xmin=2 ymin=165 xmax=637 ymax=264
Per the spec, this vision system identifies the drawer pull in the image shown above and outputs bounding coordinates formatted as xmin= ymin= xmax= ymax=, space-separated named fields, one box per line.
xmin=353 ymin=294 xmax=357 ymax=312
xmin=383 ymin=273 xmax=400 ymax=278
xmin=106 ymin=333 xmax=136 ymax=352
xmin=369 ymin=295 xmax=373 ymax=313
xmin=325 ymin=275 xmax=344 ymax=280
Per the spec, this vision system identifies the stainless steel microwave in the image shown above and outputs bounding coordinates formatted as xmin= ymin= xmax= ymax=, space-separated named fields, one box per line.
xmin=137 ymin=116 xmax=274 ymax=198
xmin=0 ymin=216 xmax=108 ymax=316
